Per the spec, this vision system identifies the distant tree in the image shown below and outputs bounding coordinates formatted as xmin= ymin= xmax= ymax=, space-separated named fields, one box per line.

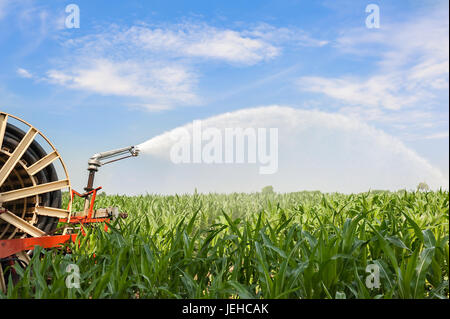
xmin=371 ymin=190 xmax=390 ymax=195
xmin=417 ymin=182 xmax=430 ymax=192
xmin=261 ymin=185 xmax=275 ymax=194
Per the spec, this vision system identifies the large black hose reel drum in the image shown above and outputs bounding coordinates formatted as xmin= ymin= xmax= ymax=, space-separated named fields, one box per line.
xmin=0 ymin=112 xmax=71 ymax=240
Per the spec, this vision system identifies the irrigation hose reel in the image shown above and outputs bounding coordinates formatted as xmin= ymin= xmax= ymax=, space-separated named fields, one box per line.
xmin=0 ymin=111 xmax=139 ymax=292
xmin=0 ymin=112 xmax=71 ymax=240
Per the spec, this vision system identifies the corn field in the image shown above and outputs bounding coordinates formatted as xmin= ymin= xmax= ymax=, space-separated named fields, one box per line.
xmin=1 ymin=190 xmax=448 ymax=299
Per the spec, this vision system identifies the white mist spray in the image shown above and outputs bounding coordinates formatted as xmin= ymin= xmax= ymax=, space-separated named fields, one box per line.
xmin=135 ymin=105 xmax=448 ymax=193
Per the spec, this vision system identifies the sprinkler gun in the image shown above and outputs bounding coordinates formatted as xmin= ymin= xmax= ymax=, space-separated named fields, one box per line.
xmin=85 ymin=146 xmax=140 ymax=191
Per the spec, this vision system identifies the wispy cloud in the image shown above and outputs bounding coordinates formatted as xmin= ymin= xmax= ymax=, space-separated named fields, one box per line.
xmin=423 ymin=132 xmax=449 ymax=140
xmin=127 ymin=23 xmax=282 ymax=65
xmin=43 ymin=22 xmax=324 ymax=110
xmin=298 ymin=73 xmax=425 ymax=111
xmin=297 ymin=3 xmax=449 ymax=137
xmin=47 ymin=59 xmax=197 ymax=107
xmin=0 ymin=1 xmax=67 ymax=59
xmin=242 ymin=23 xmax=329 ymax=48
xmin=0 ymin=0 xmax=12 ymax=20
xmin=17 ymin=67 xmax=33 ymax=78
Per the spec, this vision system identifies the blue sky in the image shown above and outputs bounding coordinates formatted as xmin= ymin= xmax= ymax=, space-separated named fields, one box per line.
xmin=0 ymin=0 xmax=448 ymax=194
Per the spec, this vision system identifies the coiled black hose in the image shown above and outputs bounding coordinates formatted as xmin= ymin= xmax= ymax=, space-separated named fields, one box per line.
xmin=2 ymin=123 xmax=61 ymax=235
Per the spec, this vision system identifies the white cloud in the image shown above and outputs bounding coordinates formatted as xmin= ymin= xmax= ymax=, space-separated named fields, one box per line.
xmin=298 ymin=73 xmax=424 ymax=111
xmin=128 ymin=23 xmax=281 ymax=65
xmin=47 ymin=59 xmax=197 ymax=104
xmin=297 ymin=4 xmax=448 ymax=136
xmin=423 ymin=132 xmax=449 ymax=140
xmin=65 ymin=22 xmax=309 ymax=66
xmin=17 ymin=67 xmax=32 ymax=78
xmin=45 ymin=22 xmax=322 ymax=110
xmin=242 ymin=23 xmax=329 ymax=48
xmin=129 ymin=103 xmax=173 ymax=112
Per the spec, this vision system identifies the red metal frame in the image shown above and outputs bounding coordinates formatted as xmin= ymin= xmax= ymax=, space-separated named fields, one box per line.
xmin=0 ymin=235 xmax=78 ymax=258
xmin=0 ymin=187 xmax=110 ymax=259
xmin=59 ymin=187 xmax=111 ymax=234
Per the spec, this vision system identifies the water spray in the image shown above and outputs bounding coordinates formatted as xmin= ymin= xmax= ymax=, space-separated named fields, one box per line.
xmin=134 ymin=106 xmax=447 ymax=192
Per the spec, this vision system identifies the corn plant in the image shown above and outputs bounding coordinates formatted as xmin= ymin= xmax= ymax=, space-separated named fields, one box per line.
xmin=1 ymin=190 xmax=448 ymax=299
